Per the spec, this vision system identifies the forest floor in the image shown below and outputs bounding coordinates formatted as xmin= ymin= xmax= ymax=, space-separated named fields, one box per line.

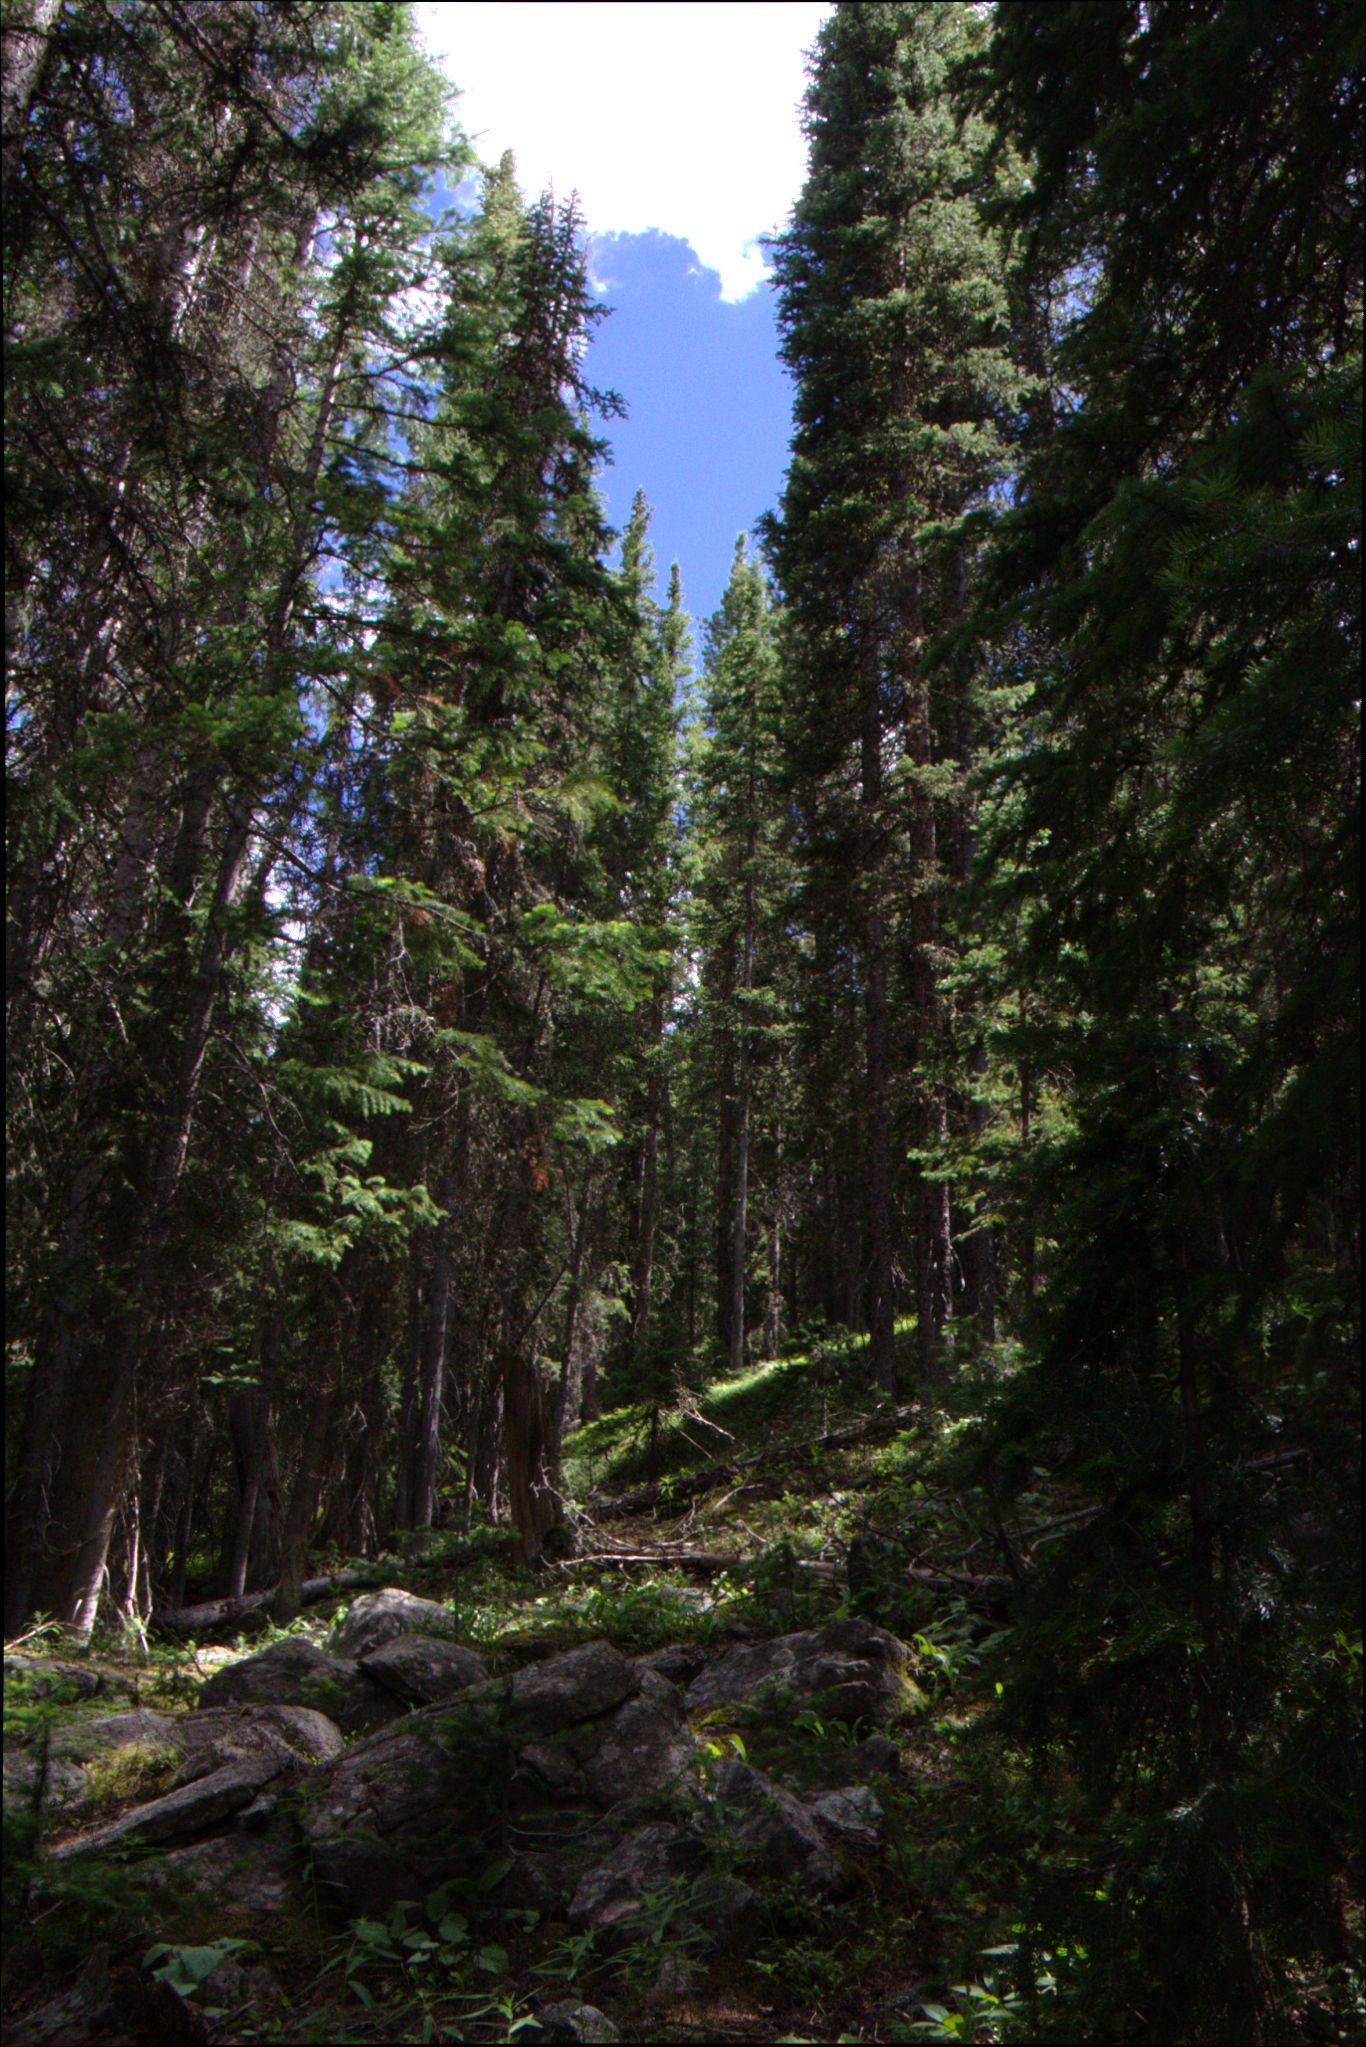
xmin=6 ymin=1329 xmax=1356 ymax=2043
xmin=2 ymin=1327 xmax=1051 ymax=2043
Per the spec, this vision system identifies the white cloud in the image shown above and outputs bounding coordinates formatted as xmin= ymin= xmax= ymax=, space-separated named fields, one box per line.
xmin=413 ymin=1 xmax=832 ymax=301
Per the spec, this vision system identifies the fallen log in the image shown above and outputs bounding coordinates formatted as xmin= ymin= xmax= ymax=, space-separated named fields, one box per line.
xmin=905 ymin=1563 xmax=1015 ymax=1606
xmin=585 ymin=1402 xmax=921 ymax=1521
xmin=154 ymin=1568 xmax=379 ymax=1638
xmin=557 ymin=1550 xmax=745 ymax=1575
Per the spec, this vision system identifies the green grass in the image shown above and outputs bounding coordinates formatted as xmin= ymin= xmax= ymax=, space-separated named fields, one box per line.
xmin=560 ymin=1324 xmax=900 ymax=1500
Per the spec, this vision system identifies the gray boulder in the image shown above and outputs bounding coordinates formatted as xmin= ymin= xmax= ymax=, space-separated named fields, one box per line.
xmin=5 ymin=1702 xmax=343 ymax=1837
xmin=581 ymin=1669 xmax=696 ymax=1810
xmin=327 ymin=1587 xmax=460 ymax=1659
xmin=501 ymin=1640 xmax=636 ymax=1735
xmin=805 ymin=1731 xmax=902 ymax=1790
xmin=6 ymin=1708 xmax=184 ymax=1829
xmin=3 ymin=1656 xmax=138 ymax=1704
xmin=533 ymin=2004 xmax=621 ymax=2044
xmin=685 ymin=1617 xmax=917 ymax=1725
xmin=637 ymin=1642 xmax=708 ymax=1688
xmin=48 ymin=1754 xmax=293 ymax=1860
xmin=706 ymin=1756 xmax=847 ymax=1896
xmin=567 ymin=1822 xmax=759 ymax=1953
xmin=567 ymin=1822 xmax=702 ymax=1937
xmin=149 ymin=1826 xmax=304 ymax=1941
xmin=519 ymin=1669 xmax=696 ymax=1813
xmin=359 ymin=1633 xmax=489 ymax=1705
xmin=804 ymin=1783 xmax=884 ymax=1850
xmin=4 ymin=1944 xmax=211 ymax=2046
xmin=297 ymin=1641 xmax=638 ymax=1918
xmin=169 ymin=1703 xmax=344 ymax=1782
xmin=197 ymin=1637 xmax=397 ymax=1734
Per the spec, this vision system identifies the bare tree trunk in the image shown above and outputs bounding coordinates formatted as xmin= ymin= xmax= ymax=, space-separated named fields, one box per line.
xmin=1 ymin=0 xmax=60 ymax=207
xmin=714 ymin=940 xmax=737 ymax=1361
xmin=221 ymin=1375 xmax=279 ymax=1599
xmin=166 ymin=1412 xmax=203 ymax=1616
xmin=273 ymin=1362 xmax=341 ymax=1626
xmin=904 ymin=643 xmax=950 ymax=1385
xmin=1020 ymin=1059 xmax=1037 ymax=1306
xmin=629 ymin=992 xmax=667 ymax=1369
xmin=555 ymin=1163 xmax=597 ymax=1449
xmin=765 ymin=1189 xmax=784 ymax=1360
xmin=861 ymin=665 xmax=898 ymax=1394
xmin=411 ymin=1160 xmax=459 ymax=1529
xmin=729 ymin=832 xmax=757 ymax=1375
xmin=503 ymin=1351 xmax=561 ymax=1564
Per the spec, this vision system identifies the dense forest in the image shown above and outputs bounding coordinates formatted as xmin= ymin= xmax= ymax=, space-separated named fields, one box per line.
xmin=4 ymin=3 xmax=1361 ymax=2043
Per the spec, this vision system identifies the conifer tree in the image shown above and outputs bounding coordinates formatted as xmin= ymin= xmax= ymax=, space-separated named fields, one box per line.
xmin=766 ymin=0 xmax=1018 ymax=1388
xmin=4 ymin=1 xmax=461 ymax=1633
xmin=961 ymin=5 xmax=1362 ymax=2033
xmin=687 ymin=540 xmax=790 ymax=1371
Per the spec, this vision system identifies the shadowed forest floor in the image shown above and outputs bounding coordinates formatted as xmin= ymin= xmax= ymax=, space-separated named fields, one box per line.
xmin=4 ymin=1327 xmax=1362 ymax=2043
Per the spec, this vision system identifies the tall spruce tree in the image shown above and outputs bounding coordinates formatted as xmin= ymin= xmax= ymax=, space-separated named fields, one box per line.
xmin=4 ymin=0 xmax=461 ymax=1636
xmin=961 ymin=4 xmax=1362 ymax=2036
xmin=766 ymin=0 xmax=1019 ymax=1388
xmin=687 ymin=540 xmax=791 ymax=1373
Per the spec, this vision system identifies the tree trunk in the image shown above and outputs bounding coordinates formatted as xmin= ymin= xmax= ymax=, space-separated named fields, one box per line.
xmin=221 ymin=1381 xmax=278 ymax=1600
xmin=555 ymin=1164 xmax=598 ymax=1449
xmin=0 ymin=0 xmax=60 ymax=208
xmin=714 ymin=940 xmax=737 ymax=1360
xmin=411 ymin=1160 xmax=458 ymax=1529
xmin=272 ymin=1360 xmax=342 ymax=1625
xmin=629 ymin=993 xmax=667 ymax=1369
xmin=861 ymin=665 xmax=898 ymax=1394
xmin=503 ymin=1351 xmax=562 ymax=1563
xmin=729 ymin=855 xmax=756 ymax=1375
xmin=904 ymin=645 xmax=949 ymax=1385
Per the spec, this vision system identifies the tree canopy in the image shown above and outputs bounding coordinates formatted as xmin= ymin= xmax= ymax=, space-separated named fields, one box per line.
xmin=4 ymin=5 xmax=1359 ymax=2040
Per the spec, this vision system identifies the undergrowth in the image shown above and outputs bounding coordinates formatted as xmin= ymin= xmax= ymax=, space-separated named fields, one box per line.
xmin=2 ymin=1329 xmax=1360 ymax=2043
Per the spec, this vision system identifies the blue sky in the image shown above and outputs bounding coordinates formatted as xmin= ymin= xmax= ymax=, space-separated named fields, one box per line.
xmin=414 ymin=1 xmax=832 ymax=633
xmin=586 ymin=231 xmax=793 ymax=634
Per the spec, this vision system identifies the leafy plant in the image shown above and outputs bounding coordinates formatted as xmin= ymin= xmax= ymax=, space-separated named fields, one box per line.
xmin=143 ymin=1937 xmax=254 ymax=2005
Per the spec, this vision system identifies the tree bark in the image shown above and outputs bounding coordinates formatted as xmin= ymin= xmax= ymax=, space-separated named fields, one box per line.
xmin=629 ymin=992 xmax=667 ymax=1370
xmin=411 ymin=1160 xmax=459 ymax=1529
xmin=861 ymin=662 xmax=898 ymax=1394
xmin=272 ymin=1300 xmax=342 ymax=1625
xmin=714 ymin=939 xmax=737 ymax=1360
xmin=729 ymin=850 xmax=756 ymax=1375
xmin=904 ymin=645 xmax=950 ymax=1385
xmin=555 ymin=1163 xmax=598 ymax=1449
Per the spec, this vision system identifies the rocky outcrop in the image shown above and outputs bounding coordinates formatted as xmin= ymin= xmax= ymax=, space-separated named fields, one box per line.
xmin=326 ymin=1587 xmax=462 ymax=1659
xmin=196 ymin=1637 xmax=397 ymax=1734
xmin=520 ymin=1668 xmax=695 ymax=1812
xmin=531 ymin=2003 xmax=622 ymax=2043
xmin=147 ymin=1825 xmax=305 ymax=1942
xmin=296 ymin=1640 xmax=650 ymax=1918
xmin=358 ymin=1634 xmax=489 ymax=1704
xmin=8 ymin=1617 xmax=915 ymax=2013
xmin=805 ymin=1783 xmax=885 ymax=1850
xmin=685 ymin=1617 xmax=918 ymax=1724
xmin=5 ymin=1701 xmax=344 ymax=1835
xmin=705 ymin=1756 xmax=848 ymax=1896
xmin=566 ymin=1822 xmax=760 ymax=1952
xmin=804 ymin=1730 xmax=902 ymax=1790
xmin=5 ymin=1944 xmax=211 ymax=2046
xmin=47 ymin=1754 xmax=296 ymax=1861
xmin=3 ymin=1656 xmax=139 ymax=1704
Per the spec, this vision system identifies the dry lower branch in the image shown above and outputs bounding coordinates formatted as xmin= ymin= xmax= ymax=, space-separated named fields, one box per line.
xmin=584 ymin=1403 xmax=921 ymax=1521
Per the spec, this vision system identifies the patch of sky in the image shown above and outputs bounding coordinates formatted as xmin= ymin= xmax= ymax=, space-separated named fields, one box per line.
xmin=585 ymin=230 xmax=794 ymax=642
